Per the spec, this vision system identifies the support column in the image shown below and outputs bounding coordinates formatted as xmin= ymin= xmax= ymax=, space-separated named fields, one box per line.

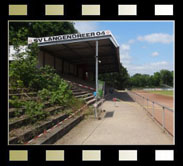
xmin=95 ymin=40 xmax=99 ymax=119
xmin=96 ymin=40 xmax=99 ymax=99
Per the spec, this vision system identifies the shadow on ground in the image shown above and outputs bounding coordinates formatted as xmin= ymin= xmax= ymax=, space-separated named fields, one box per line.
xmin=105 ymin=90 xmax=135 ymax=102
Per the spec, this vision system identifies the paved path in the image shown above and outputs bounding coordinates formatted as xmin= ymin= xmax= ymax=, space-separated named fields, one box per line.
xmin=55 ymin=91 xmax=173 ymax=145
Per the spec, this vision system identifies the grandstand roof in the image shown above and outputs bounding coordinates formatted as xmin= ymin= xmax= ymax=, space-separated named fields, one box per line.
xmin=28 ymin=30 xmax=120 ymax=73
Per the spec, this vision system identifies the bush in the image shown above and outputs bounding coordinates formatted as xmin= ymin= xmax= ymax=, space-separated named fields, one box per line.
xmin=9 ymin=96 xmax=24 ymax=108
xmin=24 ymin=101 xmax=47 ymax=123
xmin=9 ymin=43 xmax=39 ymax=89
xmin=9 ymin=42 xmax=80 ymax=123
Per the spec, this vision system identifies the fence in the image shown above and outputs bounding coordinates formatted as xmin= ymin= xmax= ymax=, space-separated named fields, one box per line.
xmin=127 ymin=90 xmax=174 ymax=136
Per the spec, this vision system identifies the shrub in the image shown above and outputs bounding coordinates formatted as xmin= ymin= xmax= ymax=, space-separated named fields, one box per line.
xmin=24 ymin=101 xmax=47 ymax=123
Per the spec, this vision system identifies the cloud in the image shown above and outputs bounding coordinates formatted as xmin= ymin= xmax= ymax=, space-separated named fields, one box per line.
xmin=152 ymin=51 xmax=159 ymax=57
xmin=137 ymin=33 xmax=173 ymax=44
xmin=121 ymin=44 xmax=130 ymax=51
xmin=120 ymin=44 xmax=132 ymax=66
xmin=126 ymin=61 xmax=173 ymax=76
xmin=127 ymin=39 xmax=136 ymax=44
xmin=74 ymin=21 xmax=99 ymax=33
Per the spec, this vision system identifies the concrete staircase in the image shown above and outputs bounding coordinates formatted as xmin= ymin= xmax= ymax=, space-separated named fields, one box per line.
xmin=71 ymin=84 xmax=104 ymax=107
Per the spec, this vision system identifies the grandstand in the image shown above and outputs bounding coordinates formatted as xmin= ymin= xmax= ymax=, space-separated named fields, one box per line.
xmin=28 ymin=30 xmax=120 ymax=104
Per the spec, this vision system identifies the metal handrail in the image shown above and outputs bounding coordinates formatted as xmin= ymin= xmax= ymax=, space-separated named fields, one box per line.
xmin=127 ymin=90 xmax=173 ymax=112
xmin=127 ymin=90 xmax=174 ymax=136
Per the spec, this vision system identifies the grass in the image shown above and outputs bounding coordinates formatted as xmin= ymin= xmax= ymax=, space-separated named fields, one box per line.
xmin=148 ymin=90 xmax=173 ymax=97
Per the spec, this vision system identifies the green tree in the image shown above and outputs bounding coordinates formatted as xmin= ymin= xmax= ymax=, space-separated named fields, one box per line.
xmin=9 ymin=22 xmax=78 ymax=45
xmin=160 ymin=69 xmax=173 ymax=87
xmin=153 ymin=72 xmax=161 ymax=87
xmin=99 ymin=63 xmax=130 ymax=90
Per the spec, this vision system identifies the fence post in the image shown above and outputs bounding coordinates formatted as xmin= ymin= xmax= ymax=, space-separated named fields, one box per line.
xmin=152 ymin=101 xmax=154 ymax=119
xmin=162 ymin=107 xmax=165 ymax=131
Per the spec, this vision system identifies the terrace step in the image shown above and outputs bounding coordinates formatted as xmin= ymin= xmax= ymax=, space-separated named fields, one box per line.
xmin=9 ymin=92 xmax=37 ymax=99
xmin=83 ymin=95 xmax=94 ymax=102
xmin=86 ymin=98 xmax=96 ymax=105
xmin=75 ymin=93 xmax=92 ymax=98
xmin=95 ymin=98 xmax=105 ymax=107
xmin=9 ymin=113 xmax=69 ymax=144
xmin=9 ymin=97 xmax=39 ymax=108
xmin=71 ymin=89 xmax=82 ymax=93
xmin=72 ymin=91 xmax=89 ymax=96
xmin=9 ymin=88 xmax=32 ymax=94
xmin=9 ymin=106 xmax=64 ymax=131
xmin=9 ymin=101 xmax=53 ymax=118
xmin=28 ymin=114 xmax=84 ymax=145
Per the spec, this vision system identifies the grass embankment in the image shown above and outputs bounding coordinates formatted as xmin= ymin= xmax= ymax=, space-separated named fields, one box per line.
xmin=148 ymin=90 xmax=173 ymax=97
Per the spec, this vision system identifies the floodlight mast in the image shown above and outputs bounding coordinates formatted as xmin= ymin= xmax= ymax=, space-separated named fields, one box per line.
xmin=95 ymin=40 xmax=99 ymax=119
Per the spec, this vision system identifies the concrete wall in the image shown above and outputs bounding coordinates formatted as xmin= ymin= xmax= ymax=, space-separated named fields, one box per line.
xmin=38 ymin=50 xmax=86 ymax=79
xmin=78 ymin=68 xmax=83 ymax=79
xmin=69 ymin=64 xmax=77 ymax=76
xmin=55 ymin=57 xmax=62 ymax=75
xmin=64 ymin=61 xmax=69 ymax=74
xmin=88 ymin=72 xmax=94 ymax=81
xmin=45 ymin=52 xmax=54 ymax=67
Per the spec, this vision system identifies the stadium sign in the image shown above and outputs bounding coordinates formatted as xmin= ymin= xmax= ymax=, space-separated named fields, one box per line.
xmin=28 ymin=30 xmax=111 ymax=44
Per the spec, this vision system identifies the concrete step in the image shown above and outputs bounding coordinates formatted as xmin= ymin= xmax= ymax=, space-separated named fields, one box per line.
xmin=28 ymin=114 xmax=84 ymax=145
xmin=83 ymin=95 xmax=94 ymax=102
xmin=71 ymin=89 xmax=81 ymax=92
xmin=75 ymin=93 xmax=92 ymax=98
xmin=9 ymin=92 xmax=37 ymax=99
xmin=9 ymin=101 xmax=53 ymax=118
xmin=95 ymin=98 xmax=105 ymax=107
xmin=9 ymin=106 xmax=64 ymax=131
xmin=86 ymin=98 xmax=96 ymax=106
xmin=72 ymin=91 xmax=89 ymax=96
xmin=9 ymin=113 xmax=69 ymax=144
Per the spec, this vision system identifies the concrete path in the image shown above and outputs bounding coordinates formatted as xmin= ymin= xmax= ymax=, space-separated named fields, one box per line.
xmin=55 ymin=91 xmax=173 ymax=145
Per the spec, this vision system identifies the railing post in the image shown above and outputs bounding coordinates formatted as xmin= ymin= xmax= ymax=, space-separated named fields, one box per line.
xmin=162 ymin=106 xmax=165 ymax=131
xmin=152 ymin=101 xmax=154 ymax=119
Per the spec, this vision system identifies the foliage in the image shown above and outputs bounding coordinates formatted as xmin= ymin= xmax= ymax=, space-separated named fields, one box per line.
xmin=9 ymin=22 xmax=86 ymax=123
xmin=9 ymin=42 xmax=39 ymax=89
xmin=49 ymin=83 xmax=72 ymax=106
xmin=25 ymin=101 xmax=45 ymax=121
xmin=160 ymin=70 xmax=173 ymax=86
xmin=9 ymin=22 xmax=78 ymax=45
xmin=9 ymin=96 xmax=24 ymax=108
xmin=38 ymin=88 xmax=51 ymax=101
xmin=99 ymin=63 xmax=130 ymax=90
xmin=24 ymin=101 xmax=47 ymax=123
xmin=129 ymin=70 xmax=174 ymax=88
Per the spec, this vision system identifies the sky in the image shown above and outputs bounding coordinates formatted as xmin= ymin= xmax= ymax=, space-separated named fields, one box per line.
xmin=74 ymin=21 xmax=174 ymax=76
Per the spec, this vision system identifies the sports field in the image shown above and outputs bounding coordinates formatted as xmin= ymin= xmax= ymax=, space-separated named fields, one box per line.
xmin=133 ymin=90 xmax=173 ymax=109
xmin=148 ymin=90 xmax=173 ymax=97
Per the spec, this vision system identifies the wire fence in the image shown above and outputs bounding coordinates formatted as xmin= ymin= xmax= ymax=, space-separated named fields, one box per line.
xmin=127 ymin=90 xmax=174 ymax=137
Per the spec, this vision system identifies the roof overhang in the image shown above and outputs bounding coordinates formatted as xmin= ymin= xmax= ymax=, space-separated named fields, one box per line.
xmin=28 ymin=30 xmax=120 ymax=73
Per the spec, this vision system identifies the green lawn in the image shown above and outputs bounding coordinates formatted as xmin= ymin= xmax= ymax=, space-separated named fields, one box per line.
xmin=148 ymin=90 xmax=173 ymax=97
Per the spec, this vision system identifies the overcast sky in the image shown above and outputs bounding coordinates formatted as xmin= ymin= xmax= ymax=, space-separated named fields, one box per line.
xmin=73 ymin=21 xmax=174 ymax=76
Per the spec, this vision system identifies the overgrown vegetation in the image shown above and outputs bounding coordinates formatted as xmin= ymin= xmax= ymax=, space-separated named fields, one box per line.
xmin=9 ymin=43 xmax=79 ymax=123
xmin=9 ymin=22 xmax=82 ymax=123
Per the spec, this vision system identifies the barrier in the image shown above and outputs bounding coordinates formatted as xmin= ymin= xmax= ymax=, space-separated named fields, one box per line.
xmin=127 ymin=90 xmax=174 ymax=136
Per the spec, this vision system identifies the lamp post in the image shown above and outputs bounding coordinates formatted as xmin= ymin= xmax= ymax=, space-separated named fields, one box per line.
xmin=94 ymin=40 xmax=99 ymax=119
